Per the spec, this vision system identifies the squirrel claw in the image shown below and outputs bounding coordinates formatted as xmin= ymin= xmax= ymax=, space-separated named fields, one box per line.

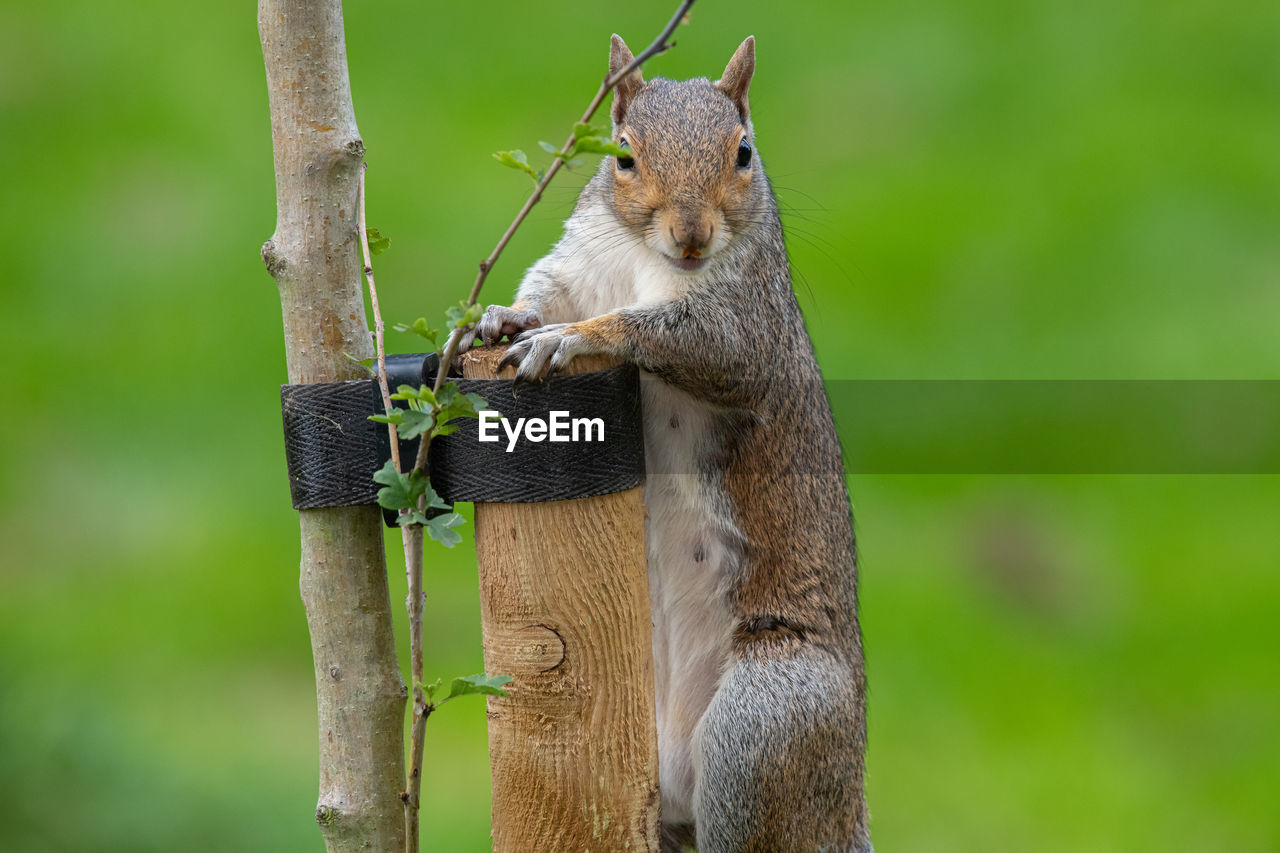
xmin=498 ymin=324 xmax=593 ymax=382
xmin=495 ymin=347 xmax=527 ymax=378
xmin=454 ymin=325 xmax=478 ymax=357
xmin=479 ymin=304 xmax=544 ymax=347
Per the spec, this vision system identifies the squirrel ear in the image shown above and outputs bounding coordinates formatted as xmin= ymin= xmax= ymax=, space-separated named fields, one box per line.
xmin=609 ymin=34 xmax=644 ymax=124
xmin=715 ymin=36 xmax=755 ymax=121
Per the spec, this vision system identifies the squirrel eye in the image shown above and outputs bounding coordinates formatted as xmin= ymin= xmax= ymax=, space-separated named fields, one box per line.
xmin=616 ymin=138 xmax=635 ymax=172
xmin=736 ymin=139 xmax=752 ymax=169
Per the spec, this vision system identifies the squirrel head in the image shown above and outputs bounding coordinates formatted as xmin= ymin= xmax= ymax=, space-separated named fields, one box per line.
xmin=605 ymin=35 xmax=763 ymax=275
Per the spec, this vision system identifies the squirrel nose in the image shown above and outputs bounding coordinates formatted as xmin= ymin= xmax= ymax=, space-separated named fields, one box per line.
xmin=669 ymin=222 xmax=714 ymax=257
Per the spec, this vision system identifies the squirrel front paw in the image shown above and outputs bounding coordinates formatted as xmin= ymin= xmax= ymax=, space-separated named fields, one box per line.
xmin=478 ymin=304 xmax=543 ymax=347
xmin=497 ymin=324 xmax=598 ymax=382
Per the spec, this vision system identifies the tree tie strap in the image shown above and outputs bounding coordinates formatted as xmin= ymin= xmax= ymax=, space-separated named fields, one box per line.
xmin=280 ymin=353 xmax=645 ymax=516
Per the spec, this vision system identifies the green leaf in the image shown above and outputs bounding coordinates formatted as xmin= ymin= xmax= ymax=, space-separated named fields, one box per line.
xmin=372 ymin=460 xmax=412 ymax=510
xmin=420 ymin=678 xmax=443 ymax=704
xmin=372 ymin=460 xmax=429 ymax=512
xmin=445 ymin=301 xmax=485 ymax=332
xmin=343 ymin=352 xmax=376 ymax=376
xmin=446 ymin=673 xmax=513 ymax=700
xmin=435 ymin=382 xmax=458 ymax=409
xmin=393 ymin=317 xmax=439 ymax=347
xmin=440 ymin=406 xmax=485 ymax=426
xmin=366 ymin=226 xmax=391 ymax=256
xmin=494 ymin=148 xmax=528 ymax=167
xmin=564 ymin=156 xmax=586 ymax=170
xmin=433 ymin=383 xmax=485 ymax=436
xmin=575 ymin=137 xmax=632 ymax=158
xmin=368 ymin=411 xmax=403 ymax=425
xmin=423 ymin=484 xmax=450 ymax=511
xmin=390 ymin=384 xmax=436 ymax=408
xmin=397 ymin=409 xmax=434 ymax=440
xmin=538 ymin=140 xmax=559 ymax=154
xmin=493 ymin=149 xmax=539 ymax=182
xmin=426 ymin=512 xmax=466 ymax=548
xmin=572 ymin=121 xmax=600 ymax=140
xmin=440 ymin=405 xmax=476 ymax=423
xmin=434 ymin=384 xmax=484 ymax=422
xmin=404 ymin=509 xmax=450 ymax=528
xmin=398 ymin=496 xmax=449 ymax=529
xmin=372 ymin=460 xmax=402 ymax=487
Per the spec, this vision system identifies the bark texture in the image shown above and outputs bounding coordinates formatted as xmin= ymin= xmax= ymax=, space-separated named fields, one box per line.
xmin=259 ymin=2 xmax=407 ymax=850
xmin=464 ymin=347 xmax=661 ymax=853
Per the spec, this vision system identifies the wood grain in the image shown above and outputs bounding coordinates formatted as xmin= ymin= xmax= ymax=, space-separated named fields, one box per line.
xmin=463 ymin=346 xmax=659 ymax=852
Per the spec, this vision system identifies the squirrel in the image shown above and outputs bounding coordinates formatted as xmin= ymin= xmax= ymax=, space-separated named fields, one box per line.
xmin=478 ymin=35 xmax=870 ymax=853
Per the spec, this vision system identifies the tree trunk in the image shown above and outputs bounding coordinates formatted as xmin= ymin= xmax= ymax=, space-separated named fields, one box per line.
xmin=464 ymin=347 xmax=661 ymax=853
xmin=258 ymin=2 xmax=407 ymax=850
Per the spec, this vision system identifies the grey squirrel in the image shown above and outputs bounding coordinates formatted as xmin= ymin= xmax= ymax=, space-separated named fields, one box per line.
xmin=479 ymin=35 xmax=870 ymax=853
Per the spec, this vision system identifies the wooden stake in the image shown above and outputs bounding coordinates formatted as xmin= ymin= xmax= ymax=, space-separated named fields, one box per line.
xmin=463 ymin=347 xmax=660 ymax=853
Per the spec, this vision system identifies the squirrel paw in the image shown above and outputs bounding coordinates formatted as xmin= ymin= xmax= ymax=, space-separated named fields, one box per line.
xmin=477 ymin=304 xmax=543 ymax=347
xmin=497 ymin=325 xmax=596 ymax=382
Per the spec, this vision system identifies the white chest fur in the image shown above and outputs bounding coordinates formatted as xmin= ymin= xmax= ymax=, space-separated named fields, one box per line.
xmin=555 ymin=201 xmax=694 ymax=315
xmin=639 ymin=377 xmax=737 ymax=825
xmin=528 ymin=206 xmax=739 ymax=823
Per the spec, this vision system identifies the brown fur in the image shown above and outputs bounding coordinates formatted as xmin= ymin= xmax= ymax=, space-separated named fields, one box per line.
xmin=481 ymin=36 xmax=870 ymax=853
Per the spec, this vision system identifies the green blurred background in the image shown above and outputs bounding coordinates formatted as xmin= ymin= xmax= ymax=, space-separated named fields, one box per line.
xmin=2 ymin=0 xmax=1277 ymax=850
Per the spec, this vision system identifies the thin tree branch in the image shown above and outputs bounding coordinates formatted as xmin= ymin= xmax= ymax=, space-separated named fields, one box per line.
xmin=358 ymin=164 xmax=401 ymax=475
xmin=425 ymin=0 xmax=698 ymax=455
xmin=355 ymin=165 xmax=427 ymax=853
xmin=459 ymin=0 xmax=694 ymax=315
xmin=401 ymin=522 xmax=426 ymax=853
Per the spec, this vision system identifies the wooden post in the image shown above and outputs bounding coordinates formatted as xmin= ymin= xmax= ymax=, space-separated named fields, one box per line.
xmin=463 ymin=347 xmax=660 ymax=853
xmin=258 ymin=2 xmax=407 ymax=850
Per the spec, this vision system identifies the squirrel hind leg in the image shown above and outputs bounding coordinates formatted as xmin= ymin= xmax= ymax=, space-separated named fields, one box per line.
xmin=692 ymin=648 xmax=871 ymax=853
